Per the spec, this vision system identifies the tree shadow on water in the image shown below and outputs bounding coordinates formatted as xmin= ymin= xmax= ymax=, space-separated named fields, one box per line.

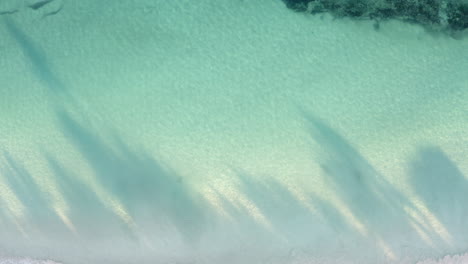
xmin=3 ymin=18 xmax=68 ymax=96
xmin=299 ymin=111 xmax=428 ymax=257
xmin=409 ymin=146 xmax=468 ymax=248
xmin=1 ymin=151 xmax=70 ymax=236
xmin=234 ymin=169 xmax=315 ymax=238
xmin=297 ymin=110 xmax=468 ymax=259
xmin=0 ymin=105 xmax=466 ymax=261
xmin=53 ymin=109 xmax=207 ymax=244
xmin=44 ymin=153 xmax=129 ymax=238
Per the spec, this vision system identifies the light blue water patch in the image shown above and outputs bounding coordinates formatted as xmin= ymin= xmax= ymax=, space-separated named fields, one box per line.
xmin=0 ymin=0 xmax=467 ymax=263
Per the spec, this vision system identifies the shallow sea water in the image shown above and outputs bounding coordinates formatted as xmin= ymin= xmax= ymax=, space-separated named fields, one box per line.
xmin=0 ymin=0 xmax=467 ymax=263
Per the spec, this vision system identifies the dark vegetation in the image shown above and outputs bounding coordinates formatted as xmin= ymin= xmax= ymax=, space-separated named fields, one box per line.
xmin=283 ymin=0 xmax=468 ymax=31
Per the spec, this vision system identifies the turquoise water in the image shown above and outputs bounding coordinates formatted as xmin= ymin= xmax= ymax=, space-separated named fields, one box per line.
xmin=0 ymin=0 xmax=467 ymax=263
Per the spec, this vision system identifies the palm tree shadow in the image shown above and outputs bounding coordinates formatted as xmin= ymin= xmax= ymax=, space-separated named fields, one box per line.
xmin=409 ymin=146 xmax=468 ymax=248
xmin=300 ymin=111 xmax=426 ymax=257
xmin=53 ymin=109 xmax=207 ymax=244
xmin=44 ymin=153 xmax=131 ymax=239
xmin=3 ymin=18 xmax=68 ymax=95
xmin=1 ymin=151 xmax=70 ymax=236
xmin=233 ymin=169 xmax=316 ymax=239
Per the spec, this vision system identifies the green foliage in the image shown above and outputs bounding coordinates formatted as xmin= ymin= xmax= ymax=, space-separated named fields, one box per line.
xmin=283 ymin=0 xmax=468 ymax=30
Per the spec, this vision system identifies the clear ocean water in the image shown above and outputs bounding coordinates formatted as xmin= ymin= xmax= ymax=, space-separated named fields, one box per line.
xmin=0 ymin=0 xmax=467 ymax=263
